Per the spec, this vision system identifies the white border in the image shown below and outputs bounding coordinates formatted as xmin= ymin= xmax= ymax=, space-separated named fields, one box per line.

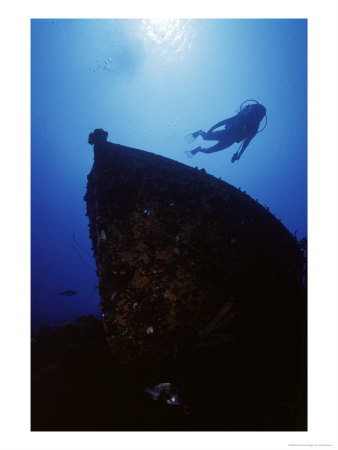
xmin=1 ymin=1 xmax=338 ymax=449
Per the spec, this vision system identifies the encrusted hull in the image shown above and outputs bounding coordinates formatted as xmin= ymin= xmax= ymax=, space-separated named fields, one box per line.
xmin=85 ymin=131 xmax=304 ymax=374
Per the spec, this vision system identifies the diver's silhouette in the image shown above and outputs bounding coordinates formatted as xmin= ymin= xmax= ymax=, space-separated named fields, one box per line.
xmin=184 ymin=100 xmax=267 ymax=163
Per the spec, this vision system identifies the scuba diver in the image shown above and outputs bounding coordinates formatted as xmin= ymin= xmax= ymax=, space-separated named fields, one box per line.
xmin=184 ymin=100 xmax=267 ymax=163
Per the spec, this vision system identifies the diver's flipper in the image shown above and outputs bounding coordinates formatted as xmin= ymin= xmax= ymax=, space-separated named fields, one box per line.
xmin=184 ymin=150 xmax=195 ymax=158
xmin=184 ymin=133 xmax=195 ymax=144
xmin=184 ymin=130 xmax=202 ymax=144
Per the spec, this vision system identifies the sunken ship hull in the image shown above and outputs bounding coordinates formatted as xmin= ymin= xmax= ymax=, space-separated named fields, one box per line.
xmin=85 ymin=129 xmax=306 ymax=429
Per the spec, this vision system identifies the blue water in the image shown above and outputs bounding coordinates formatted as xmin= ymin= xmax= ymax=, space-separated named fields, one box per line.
xmin=31 ymin=19 xmax=307 ymax=327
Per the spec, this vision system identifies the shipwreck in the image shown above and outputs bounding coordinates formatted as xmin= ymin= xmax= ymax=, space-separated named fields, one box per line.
xmin=84 ymin=128 xmax=306 ymax=429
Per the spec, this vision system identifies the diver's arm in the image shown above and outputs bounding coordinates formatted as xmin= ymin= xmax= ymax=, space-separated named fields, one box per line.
xmin=232 ymin=134 xmax=255 ymax=162
xmin=237 ymin=134 xmax=254 ymax=158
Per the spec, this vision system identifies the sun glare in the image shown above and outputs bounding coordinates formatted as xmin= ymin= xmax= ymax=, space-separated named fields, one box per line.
xmin=140 ymin=19 xmax=195 ymax=62
xmin=142 ymin=19 xmax=181 ymax=44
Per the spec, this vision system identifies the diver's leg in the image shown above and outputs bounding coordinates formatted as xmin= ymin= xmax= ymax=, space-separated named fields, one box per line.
xmin=185 ymin=137 xmax=235 ymax=157
xmin=186 ymin=142 xmax=226 ymax=157
xmin=199 ymin=133 xmax=236 ymax=154
xmin=184 ymin=130 xmax=236 ymax=157
xmin=186 ymin=130 xmax=229 ymax=147
xmin=202 ymin=130 xmax=225 ymax=141
xmin=193 ymin=130 xmax=204 ymax=138
xmin=198 ymin=142 xmax=228 ymax=154
xmin=184 ymin=130 xmax=207 ymax=144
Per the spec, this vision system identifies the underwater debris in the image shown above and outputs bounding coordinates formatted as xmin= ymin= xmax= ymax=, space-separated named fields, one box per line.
xmin=145 ymin=383 xmax=181 ymax=406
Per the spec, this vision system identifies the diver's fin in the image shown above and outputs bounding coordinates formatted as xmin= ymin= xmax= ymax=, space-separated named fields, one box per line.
xmin=184 ymin=150 xmax=195 ymax=158
xmin=184 ymin=133 xmax=196 ymax=144
xmin=184 ymin=130 xmax=201 ymax=144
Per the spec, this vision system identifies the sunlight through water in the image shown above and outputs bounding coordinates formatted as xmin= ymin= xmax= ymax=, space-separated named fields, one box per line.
xmin=140 ymin=19 xmax=195 ymax=63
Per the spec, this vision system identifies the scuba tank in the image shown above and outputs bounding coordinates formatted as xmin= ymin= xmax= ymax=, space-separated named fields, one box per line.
xmin=239 ymin=99 xmax=267 ymax=133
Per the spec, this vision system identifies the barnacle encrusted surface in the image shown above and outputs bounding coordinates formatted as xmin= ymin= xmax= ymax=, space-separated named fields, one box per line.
xmin=85 ymin=131 xmax=304 ymax=373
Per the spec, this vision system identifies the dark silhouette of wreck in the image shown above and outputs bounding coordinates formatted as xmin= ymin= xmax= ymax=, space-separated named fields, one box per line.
xmin=82 ymin=128 xmax=306 ymax=431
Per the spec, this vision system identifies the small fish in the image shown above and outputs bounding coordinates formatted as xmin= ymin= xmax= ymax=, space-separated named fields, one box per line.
xmin=56 ymin=290 xmax=77 ymax=296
